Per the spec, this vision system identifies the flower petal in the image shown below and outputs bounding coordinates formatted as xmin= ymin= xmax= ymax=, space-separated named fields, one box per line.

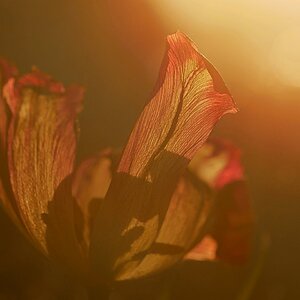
xmin=90 ymin=31 xmax=236 ymax=281
xmin=3 ymin=70 xmax=84 ymax=259
xmin=113 ymin=172 xmax=212 ymax=280
xmin=0 ymin=58 xmax=23 ymax=233
xmin=187 ymin=140 xmax=253 ymax=264
xmin=184 ymin=235 xmax=217 ymax=261
xmin=72 ymin=149 xmax=113 ymax=253
xmin=212 ymin=181 xmax=254 ymax=264
xmin=189 ymin=138 xmax=244 ymax=189
xmin=118 ymin=31 xmax=237 ymax=178
xmin=0 ymin=58 xmax=18 ymax=151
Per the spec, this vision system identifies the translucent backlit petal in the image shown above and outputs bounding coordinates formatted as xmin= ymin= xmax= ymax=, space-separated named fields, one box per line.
xmin=3 ymin=70 xmax=84 ymax=265
xmin=90 ymin=31 xmax=236 ymax=281
xmin=118 ymin=31 xmax=237 ymax=178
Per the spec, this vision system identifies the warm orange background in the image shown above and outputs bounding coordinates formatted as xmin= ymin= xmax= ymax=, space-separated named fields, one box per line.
xmin=0 ymin=1 xmax=299 ymax=299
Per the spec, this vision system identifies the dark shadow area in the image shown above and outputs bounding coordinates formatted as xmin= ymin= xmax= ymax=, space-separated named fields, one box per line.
xmin=90 ymin=150 xmax=190 ymax=280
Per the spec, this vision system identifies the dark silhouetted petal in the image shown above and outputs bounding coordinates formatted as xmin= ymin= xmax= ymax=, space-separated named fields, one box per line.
xmin=112 ymin=172 xmax=212 ymax=280
xmin=212 ymin=181 xmax=254 ymax=264
xmin=72 ymin=149 xmax=113 ymax=253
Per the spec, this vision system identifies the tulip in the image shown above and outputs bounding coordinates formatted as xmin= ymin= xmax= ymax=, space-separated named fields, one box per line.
xmin=0 ymin=31 xmax=238 ymax=285
xmin=186 ymin=139 xmax=254 ymax=264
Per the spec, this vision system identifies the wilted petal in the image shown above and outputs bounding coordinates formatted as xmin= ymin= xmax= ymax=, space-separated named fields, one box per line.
xmin=3 ymin=70 xmax=84 ymax=261
xmin=90 ymin=31 xmax=236 ymax=281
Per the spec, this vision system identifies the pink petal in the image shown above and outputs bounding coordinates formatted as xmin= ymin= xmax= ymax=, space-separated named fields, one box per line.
xmin=189 ymin=138 xmax=244 ymax=189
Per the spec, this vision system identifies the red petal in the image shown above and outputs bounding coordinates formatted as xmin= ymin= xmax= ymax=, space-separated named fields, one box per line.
xmin=0 ymin=58 xmax=18 ymax=152
xmin=3 ymin=71 xmax=84 ymax=261
xmin=189 ymin=138 xmax=244 ymax=189
xmin=0 ymin=58 xmax=21 ymax=231
xmin=212 ymin=181 xmax=254 ymax=264
xmin=118 ymin=31 xmax=237 ymax=178
xmin=0 ymin=58 xmax=18 ymax=86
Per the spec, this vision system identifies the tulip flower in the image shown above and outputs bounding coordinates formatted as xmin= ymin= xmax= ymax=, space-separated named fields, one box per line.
xmin=0 ymin=31 xmax=238 ymax=285
xmin=186 ymin=139 xmax=254 ymax=264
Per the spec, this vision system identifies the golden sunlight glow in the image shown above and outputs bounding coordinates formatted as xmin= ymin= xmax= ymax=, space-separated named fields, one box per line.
xmin=269 ymin=27 xmax=300 ymax=87
xmin=152 ymin=0 xmax=300 ymax=89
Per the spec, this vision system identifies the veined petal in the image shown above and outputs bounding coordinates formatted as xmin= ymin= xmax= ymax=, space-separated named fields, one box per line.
xmin=90 ymin=31 xmax=236 ymax=281
xmin=3 ymin=70 xmax=84 ymax=263
xmin=118 ymin=31 xmax=237 ymax=178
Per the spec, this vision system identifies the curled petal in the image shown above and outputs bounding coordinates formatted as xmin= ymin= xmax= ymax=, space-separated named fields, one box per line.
xmin=3 ymin=70 xmax=84 ymax=261
xmin=118 ymin=31 xmax=237 ymax=178
xmin=90 ymin=31 xmax=236 ymax=281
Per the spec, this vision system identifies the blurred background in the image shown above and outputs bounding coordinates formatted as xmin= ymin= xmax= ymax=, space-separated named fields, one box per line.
xmin=0 ymin=0 xmax=299 ymax=299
